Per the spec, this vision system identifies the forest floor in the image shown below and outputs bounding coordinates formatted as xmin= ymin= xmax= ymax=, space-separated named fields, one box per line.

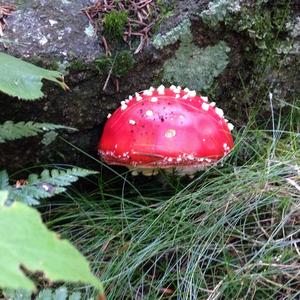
xmin=45 ymin=100 xmax=300 ymax=299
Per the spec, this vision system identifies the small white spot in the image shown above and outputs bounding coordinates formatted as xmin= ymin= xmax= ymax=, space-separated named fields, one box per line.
xmin=170 ymin=85 xmax=176 ymax=90
xmin=49 ymin=19 xmax=58 ymax=26
xmin=187 ymin=154 xmax=194 ymax=160
xmin=165 ymin=129 xmax=176 ymax=138
xmin=42 ymin=183 xmax=50 ymax=191
xmin=149 ymin=87 xmax=155 ymax=92
xmin=188 ymin=90 xmax=196 ymax=97
xmin=202 ymin=138 xmax=206 ymax=142
xmin=202 ymin=96 xmax=208 ymax=102
xmin=183 ymin=87 xmax=190 ymax=93
xmin=173 ymin=87 xmax=181 ymax=94
xmin=177 ymin=157 xmax=182 ymax=162
xmin=128 ymin=95 xmax=133 ymax=100
xmin=146 ymin=110 xmax=154 ymax=117
xmin=167 ymin=157 xmax=173 ymax=162
xmin=129 ymin=119 xmax=136 ymax=125
xmin=269 ymin=92 xmax=273 ymax=101
xmin=114 ymin=144 xmax=118 ymax=149
xmin=121 ymin=104 xmax=127 ymax=110
xmin=107 ymin=113 xmax=112 ymax=119
xmin=224 ymin=119 xmax=228 ymax=123
xmin=202 ymin=103 xmax=210 ymax=111
xmin=210 ymin=102 xmax=216 ymax=107
xmin=143 ymin=89 xmax=153 ymax=96
xmin=175 ymin=94 xmax=180 ymax=99
xmin=223 ymin=143 xmax=228 ymax=149
xmin=120 ymin=100 xmax=126 ymax=106
xmin=215 ymin=107 xmax=224 ymax=118
xmin=135 ymin=92 xmax=142 ymax=101
xmin=39 ymin=36 xmax=48 ymax=45
xmin=182 ymin=94 xmax=189 ymax=100
xmin=179 ymin=115 xmax=184 ymax=119
xmin=228 ymin=123 xmax=234 ymax=131
xmin=84 ymin=22 xmax=95 ymax=37
xmin=157 ymin=85 xmax=165 ymax=95
xmin=151 ymin=97 xmax=158 ymax=102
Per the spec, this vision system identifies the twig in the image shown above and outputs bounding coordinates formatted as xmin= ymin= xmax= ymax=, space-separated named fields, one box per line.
xmin=286 ymin=177 xmax=300 ymax=192
xmin=102 ymin=65 xmax=114 ymax=91
xmin=0 ymin=4 xmax=16 ymax=36
xmin=207 ymin=280 xmax=223 ymax=300
xmin=102 ymin=54 xmax=117 ymax=91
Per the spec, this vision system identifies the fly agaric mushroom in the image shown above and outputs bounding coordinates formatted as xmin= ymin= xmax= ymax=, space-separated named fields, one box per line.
xmin=98 ymin=85 xmax=234 ymax=176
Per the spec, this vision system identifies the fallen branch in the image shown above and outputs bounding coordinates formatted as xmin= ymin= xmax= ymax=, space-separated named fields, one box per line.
xmin=0 ymin=4 xmax=16 ymax=36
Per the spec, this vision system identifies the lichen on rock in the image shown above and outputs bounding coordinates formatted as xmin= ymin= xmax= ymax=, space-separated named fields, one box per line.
xmin=200 ymin=0 xmax=242 ymax=26
xmin=152 ymin=18 xmax=191 ymax=49
xmin=162 ymin=36 xmax=231 ymax=91
xmin=286 ymin=16 xmax=300 ymax=38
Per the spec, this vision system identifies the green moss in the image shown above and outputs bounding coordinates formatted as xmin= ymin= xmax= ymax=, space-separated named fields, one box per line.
xmin=46 ymin=60 xmax=60 ymax=71
xmin=162 ymin=39 xmax=230 ymax=91
xmin=236 ymin=5 xmax=290 ymax=51
xmin=220 ymin=1 xmax=293 ymax=107
xmin=96 ymin=50 xmax=134 ymax=78
xmin=103 ymin=10 xmax=128 ymax=40
xmin=153 ymin=0 xmax=176 ymax=33
xmin=70 ymin=60 xmax=88 ymax=72
xmin=157 ymin=0 xmax=175 ymax=18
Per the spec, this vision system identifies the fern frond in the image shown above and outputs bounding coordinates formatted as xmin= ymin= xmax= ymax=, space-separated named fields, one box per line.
xmin=9 ymin=167 xmax=98 ymax=205
xmin=0 ymin=170 xmax=9 ymax=189
xmin=0 ymin=121 xmax=76 ymax=143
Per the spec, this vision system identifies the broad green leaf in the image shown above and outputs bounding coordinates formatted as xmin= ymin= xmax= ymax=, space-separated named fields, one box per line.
xmin=0 ymin=52 xmax=69 ymax=100
xmin=0 ymin=201 xmax=103 ymax=293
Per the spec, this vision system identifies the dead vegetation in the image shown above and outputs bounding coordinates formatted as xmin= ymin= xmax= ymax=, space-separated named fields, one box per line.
xmin=0 ymin=3 xmax=15 ymax=36
xmin=82 ymin=0 xmax=159 ymax=54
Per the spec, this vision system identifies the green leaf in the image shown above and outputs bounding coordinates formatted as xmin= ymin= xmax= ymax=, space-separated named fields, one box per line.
xmin=0 ymin=52 xmax=69 ymax=100
xmin=0 ymin=121 xmax=76 ymax=143
xmin=9 ymin=167 xmax=98 ymax=205
xmin=0 ymin=201 xmax=103 ymax=293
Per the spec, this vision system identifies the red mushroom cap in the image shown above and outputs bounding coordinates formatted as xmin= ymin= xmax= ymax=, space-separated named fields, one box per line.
xmin=98 ymin=85 xmax=234 ymax=175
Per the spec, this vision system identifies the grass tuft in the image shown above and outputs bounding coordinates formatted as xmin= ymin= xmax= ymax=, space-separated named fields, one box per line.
xmin=46 ymin=103 xmax=300 ymax=299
